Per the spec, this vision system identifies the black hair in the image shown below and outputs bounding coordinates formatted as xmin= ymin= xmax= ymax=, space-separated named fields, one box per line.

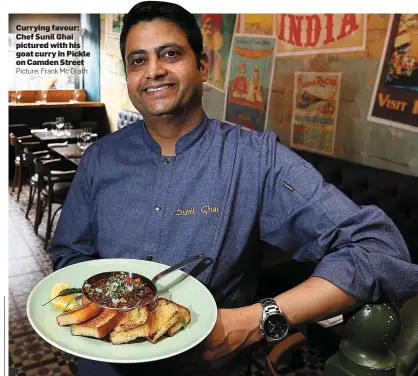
xmin=120 ymin=1 xmax=203 ymax=69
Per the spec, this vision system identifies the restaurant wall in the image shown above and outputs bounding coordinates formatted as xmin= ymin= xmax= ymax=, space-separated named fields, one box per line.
xmin=99 ymin=14 xmax=137 ymax=132
xmin=98 ymin=14 xmax=418 ymax=177
xmin=204 ymin=14 xmax=418 ymax=177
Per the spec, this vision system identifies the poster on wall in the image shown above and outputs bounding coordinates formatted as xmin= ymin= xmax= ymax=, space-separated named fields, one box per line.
xmin=104 ymin=31 xmax=126 ymax=82
xmin=368 ymin=14 xmax=418 ymax=132
xmin=291 ymin=72 xmax=342 ymax=156
xmin=195 ymin=14 xmax=236 ymax=92
xmin=238 ymin=14 xmax=275 ymax=36
xmin=275 ymin=14 xmax=367 ymax=56
xmin=106 ymin=14 xmax=124 ymax=36
xmin=223 ymin=35 xmax=276 ymax=131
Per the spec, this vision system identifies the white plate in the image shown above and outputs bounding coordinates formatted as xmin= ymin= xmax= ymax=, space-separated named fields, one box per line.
xmin=27 ymin=258 xmax=217 ymax=363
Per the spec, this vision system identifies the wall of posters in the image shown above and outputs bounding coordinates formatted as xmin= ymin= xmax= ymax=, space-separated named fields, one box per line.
xmin=275 ymin=14 xmax=367 ymax=56
xmin=368 ymin=14 xmax=418 ymax=132
xmin=223 ymin=36 xmax=276 ymax=131
xmin=291 ymin=72 xmax=342 ymax=155
xmin=195 ymin=14 xmax=236 ymax=92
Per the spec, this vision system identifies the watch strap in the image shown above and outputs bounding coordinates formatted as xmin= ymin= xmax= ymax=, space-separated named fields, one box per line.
xmin=260 ymin=298 xmax=281 ymax=315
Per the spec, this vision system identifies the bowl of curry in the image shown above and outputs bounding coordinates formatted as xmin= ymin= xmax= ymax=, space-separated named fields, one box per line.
xmin=82 ymin=271 xmax=157 ymax=311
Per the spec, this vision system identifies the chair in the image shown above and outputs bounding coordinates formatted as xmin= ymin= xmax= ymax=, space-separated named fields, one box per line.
xmin=265 ymin=332 xmax=308 ymax=376
xmin=9 ymin=133 xmax=45 ymax=201
xmin=24 ymin=150 xmax=53 ymax=220
xmin=8 ymin=124 xmax=29 ymax=179
xmin=33 ymin=157 xmax=76 ymax=249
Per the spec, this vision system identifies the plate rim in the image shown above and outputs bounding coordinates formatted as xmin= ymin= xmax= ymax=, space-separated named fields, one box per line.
xmin=27 ymin=258 xmax=218 ymax=363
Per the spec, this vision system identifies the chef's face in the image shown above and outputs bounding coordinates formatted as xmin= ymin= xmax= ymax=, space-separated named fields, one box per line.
xmin=125 ymin=19 xmax=208 ymax=118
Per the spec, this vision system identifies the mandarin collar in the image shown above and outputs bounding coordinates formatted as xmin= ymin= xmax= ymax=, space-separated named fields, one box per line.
xmin=141 ymin=114 xmax=209 ymax=156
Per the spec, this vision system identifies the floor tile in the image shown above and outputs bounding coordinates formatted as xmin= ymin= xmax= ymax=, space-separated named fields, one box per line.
xmin=9 ymin=271 xmax=45 ymax=297
xmin=8 ymin=241 xmax=32 ymax=259
xmin=9 ymin=256 xmax=43 ymax=276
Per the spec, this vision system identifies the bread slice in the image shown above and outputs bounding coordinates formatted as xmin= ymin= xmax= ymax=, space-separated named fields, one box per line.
xmin=110 ymin=320 xmax=150 ymax=344
xmin=109 ymin=307 xmax=151 ymax=345
xmin=166 ymin=303 xmax=191 ymax=336
xmin=71 ymin=309 xmax=120 ymax=339
xmin=56 ymin=303 xmax=101 ymax=326
xmin=146 ymin=298 xmax=180 ymax=344
xmin=113 ymin=306 xmax=149 ymax=332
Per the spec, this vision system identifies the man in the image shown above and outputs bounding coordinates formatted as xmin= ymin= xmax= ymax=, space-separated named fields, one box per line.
xmin=51 ymin=2 xmax=418 ymax=375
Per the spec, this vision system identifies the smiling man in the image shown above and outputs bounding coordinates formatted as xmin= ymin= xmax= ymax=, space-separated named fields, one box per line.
xmin=50 ymin=2 xmax=418 ymax=376
xmin=123 ymin=17 xmax=209 ymax=156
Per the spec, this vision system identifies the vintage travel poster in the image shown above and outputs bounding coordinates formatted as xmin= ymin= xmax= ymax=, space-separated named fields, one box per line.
xmin=224 ymin=36 xmax=276 ymax=131
xmin=368 ymin=14 xmax=418 ymax=131
xmin=291 ymin=72 xmax=342 ymax=155
xmin=195 ymin=14 xmax=236 ymax=92
xmin=240 ymin=14 xmax=275 ymax=36
xmin=275 ymin=14 xmax=366 ymax=56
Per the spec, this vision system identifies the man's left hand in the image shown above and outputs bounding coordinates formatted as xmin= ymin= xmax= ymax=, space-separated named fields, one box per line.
xmin=201 ymin=305 xmax=263 ymax=362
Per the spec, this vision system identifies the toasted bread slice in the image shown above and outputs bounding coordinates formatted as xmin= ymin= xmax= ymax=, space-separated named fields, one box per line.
xmin=71 ymin=309 xmax=120 ymax=339
xmin=112 ymin=306 xmax=150 ymax=332
xmin=110 ymin=318 xmax=151 ymax=344
xmin=166 ymin=303 xmax=191 ymax=337
xmin=109 ymin=306 xmax=151 ymax=345
xmin=147 ymin=298 xmax=180 ymax=344
xmin=56 ymin=303 xmax=101 ymax=326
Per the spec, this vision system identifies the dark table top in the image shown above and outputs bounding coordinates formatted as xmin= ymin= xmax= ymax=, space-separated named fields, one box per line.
xmin=49 ymin=143 xmax=83 ymax=166
xmin=31 ymin=129 xmax=82 ymax=142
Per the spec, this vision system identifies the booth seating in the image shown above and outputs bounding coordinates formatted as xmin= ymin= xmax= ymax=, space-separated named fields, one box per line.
xmin=257 ymin=149 xmax=418 ymax=376
xmin=117 ymin=109 xmax=143 ymax=130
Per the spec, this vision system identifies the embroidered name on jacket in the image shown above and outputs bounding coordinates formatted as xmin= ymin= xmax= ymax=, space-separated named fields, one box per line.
xmin=175 ymin=204 xmax=219 ymax=216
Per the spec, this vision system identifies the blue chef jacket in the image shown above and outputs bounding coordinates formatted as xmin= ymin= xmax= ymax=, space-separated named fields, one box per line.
xmin=50 ymin=115 xmax=417 ymax=375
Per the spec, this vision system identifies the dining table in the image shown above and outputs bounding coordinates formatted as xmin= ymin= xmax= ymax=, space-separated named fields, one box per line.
xmin=48 ymin=143 xmax=83 ymax=166
xmin=31 ymin=128 xmax=83 ymax=143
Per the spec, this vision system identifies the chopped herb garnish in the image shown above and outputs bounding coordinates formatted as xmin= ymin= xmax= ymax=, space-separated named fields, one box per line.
xmin=181 ymin=318 xmax=188 ymax=329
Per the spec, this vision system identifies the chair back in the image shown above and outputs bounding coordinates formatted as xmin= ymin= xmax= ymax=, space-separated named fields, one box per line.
xmin=33 ymin=156 xmax=51 ymax=190
xmin=9 ymin=133 xmax=17 ymax=147
xmin=34 ymin=157 xmax=75 ymax=198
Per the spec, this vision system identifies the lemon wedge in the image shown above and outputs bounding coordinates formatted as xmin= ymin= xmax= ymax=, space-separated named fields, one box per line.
xmin=50 ymin=282 xmax=79 ymax=311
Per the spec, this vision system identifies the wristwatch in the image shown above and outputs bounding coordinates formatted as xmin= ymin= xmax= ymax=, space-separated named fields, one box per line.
xmin=259 ymin=298 xmax=289 ymax=343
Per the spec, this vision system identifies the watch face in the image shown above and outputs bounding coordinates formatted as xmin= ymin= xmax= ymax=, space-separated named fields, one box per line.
xmin=263 ymin=314 xmax=288 ymax=340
